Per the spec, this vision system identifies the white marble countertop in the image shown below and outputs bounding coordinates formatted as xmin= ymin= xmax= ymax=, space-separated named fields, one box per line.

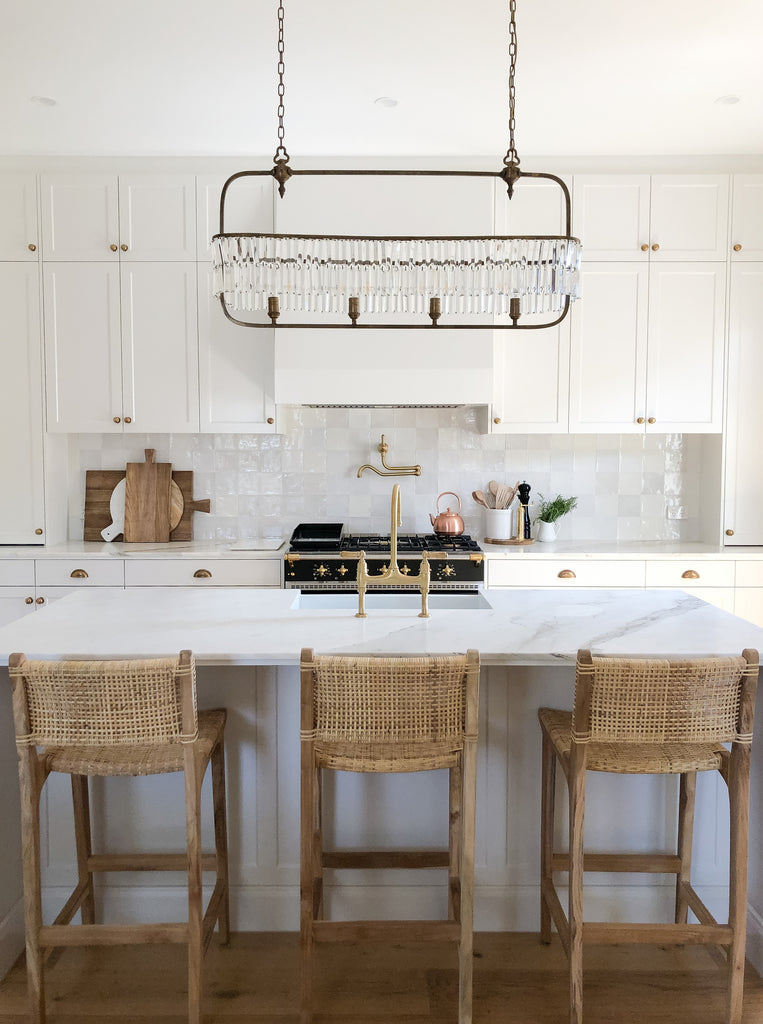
xmin=0 ymin=540 xmax=286 ymax=559
xmin=480 ymin=540 xmax=763 ymax=559
xmin=1 ymin=587 xmax=761 ymax=667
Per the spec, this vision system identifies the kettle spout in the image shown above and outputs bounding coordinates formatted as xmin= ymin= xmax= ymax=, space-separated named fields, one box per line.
xmin=429 ymin=514 xmax=436 ymax=527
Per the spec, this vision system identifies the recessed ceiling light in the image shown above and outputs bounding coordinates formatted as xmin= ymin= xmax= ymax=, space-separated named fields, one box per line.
xmin=715 ymin=95 xmax=740 ymax=106
xmin=374 ymin=96 xmax=398 ymax=108
xmin=30 ymin=96 xmax=57 ymax=107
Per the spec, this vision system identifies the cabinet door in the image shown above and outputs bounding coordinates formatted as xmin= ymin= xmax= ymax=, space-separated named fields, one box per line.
xmin=569 ymin=262 xmax=648 ymax=432
xmin=0 ymin=264 xmax=45 ymax=542
xmin=41 ymin=174 xmax=119 ymax=260
xmin=733 ymin=589 xmax=763 ymax=628
xmin=645 ymin=263 xmax=725 ymax=432
xmin=120 ymin=262 xmax=199 ymax=432
xmin=491 ymin=321 xmax=569 ymax=432
xmin=649 ymin=176 xmax=729 ymax=261
xmin=118 ymin=175 xmax=196 ymax=260
xmin=572 ymin=175 xmax=650 ymax=260
xmin=43 ymin=262 xmax=123 ymax=432
xmin=730 ymin=175 xmax=763 ymax=261
xmin=724 ymin=265 xmax=763 ymax=544
xmin=0 ymin=174 xmax=39 ymax=260
xmin=0 ymin=589 xmax=36 ymax=628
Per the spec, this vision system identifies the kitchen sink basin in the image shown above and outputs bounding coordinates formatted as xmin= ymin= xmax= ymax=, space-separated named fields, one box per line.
xmin=290 ymin=592 xmax=492 ymax=611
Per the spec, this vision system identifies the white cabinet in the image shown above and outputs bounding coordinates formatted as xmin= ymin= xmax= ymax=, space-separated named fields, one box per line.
xmin=569 ymin=261 xmax=724 ymax=433
xmin=44 ymin=261 xmax=199 ymax=433
xmin=488 ymin=559 xmax=645 ymax=589
xmin=0 ymin=174 xmax=39 ymax=260
xmin=0 ymin=564 xmax=36 ymax=628
xmin=41 ymin=174 xmax=196 ymax=261
xmin=723 ymin=264 xmax=763 ymax=545
xmin=645 ymin=559 xmax=735 ymax=613
xmin=124 ymin=559 xmax=281 ymax=587
xmin=491 ymin=321 xmax=570 ymax=432
xmin=573 ymin=174 xmax=729 ymax=261
xmin=0 ymin=264 xmax=45 ymax=543
xmin=733 ymin=563 xmax=763 ymax=627
xmin=730 ymin=175 xmax=763 ymax=261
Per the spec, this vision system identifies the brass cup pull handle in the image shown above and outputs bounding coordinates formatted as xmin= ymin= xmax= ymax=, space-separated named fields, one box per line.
xmin=70 ymin=569 xmax=89 ymax=579
xmin=681 ymin=569 xmax=700 ymax=580
xmin=733 ymin=244 xmax=742 ymax=252
xmin=558 ymin=569 xmax=576 ymax=579
xmin=25 ymin=597 xmax=34 ymax=605
xmin=193 ymin=569 xmax=212 ymax=579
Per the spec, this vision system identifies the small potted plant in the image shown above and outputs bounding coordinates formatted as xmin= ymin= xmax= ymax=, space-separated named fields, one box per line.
xmin=534 ymin=494 xmax=578 ymax=542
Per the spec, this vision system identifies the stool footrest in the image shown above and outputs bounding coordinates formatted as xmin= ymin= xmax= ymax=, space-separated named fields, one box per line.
xmin=551 ymin=853 xmax=682 ymax=874
xmin=87 ymin=853 xmax=217 ymax=872
xmin=39 ymin=922 xmax=189 ymax=946
xmin=582 ymin=922 xmax=733 ymax=946
xmin=322 ymin=850 xmax=450 ymax=870
xmin=313 ymin=920 xmax=461 ymax=943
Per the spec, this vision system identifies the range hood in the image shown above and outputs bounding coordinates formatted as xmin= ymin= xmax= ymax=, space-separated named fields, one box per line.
xmin=273 ymin=329 xmax=493 ymax=407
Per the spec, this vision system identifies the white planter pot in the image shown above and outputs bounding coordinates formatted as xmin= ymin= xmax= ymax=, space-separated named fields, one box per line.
xmin=536 ymin=520 xmax=558 ymax=542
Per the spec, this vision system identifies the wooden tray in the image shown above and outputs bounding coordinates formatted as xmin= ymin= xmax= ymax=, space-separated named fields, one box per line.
xmin=483 ymin=536 xmax=535 ymax=546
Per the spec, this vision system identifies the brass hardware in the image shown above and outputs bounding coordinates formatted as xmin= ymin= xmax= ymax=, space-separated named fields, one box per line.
xmin=28 ymin=243 xmax=36 ymax=252
xmin=120 ymin=244 xmax=128 ymax=252
xmin=647 ymin=417 xmax=656 ymax=424
xmin=110 ymin=244 xmax=118 ymax=252
xmin=558 ymin=569 xmax=576 ymax=579
xmin=400 ymin=564 xmax=411 ymax=575
xmin=734 ymin=244 xmax=742 ymax=252
xmin=651 ymin=243 xmax=660 ymax=251
xmin=286 ymin=553 xmax=301 ymax=562
xmin=70 ymin=569 xmax=89 ymax=579
xmin=267 ymin=417 xmax=274 ymax=425
xmin=440 ymin=564 xmax=456 ymax=578
xmin=314 ymin=564 xmax=330 ymax=577
xmin=469 ymin=553 xmax=485 ymax=563
xmin=356 ymin=484 xmax=431 ymax=618
xmin=124 ymin=416 xmax=132 ymax=424
xmin=36 ymin=597 xmax=44 ymax=604
xmin=193 ymin=569 xmax=212 ymax=578
xmin=348 ymin=296 xmax=360 ymax=325
xmin=681 ymin=569 xmax=700 ymax=579
xmin=429 ymin=297 xmax=441 ymax=325
xmin=641 ymin=244 xmax=649 ymax=252
xmin=25 ymin=597 xmax=34 ymax=605
xmin=113 ymin=416 xmax=121 ymax=423
xmin=357 ymin=434 xmax=421 ymax=478
xmin=35 ymin=528 xmax=43 ymax=535
xmin=726 ymin=529 xmax=735 ymax=536
xmin=426 ymin=552 xmax=447 ymax=560
xmin=267 ymin=296 xmax=280 ymax=324
xmin=494 ymin=417 xmax=502 ymax=425
xmin=636 ymin=417 xmax=645 ymax=424
xmin=337 ymin=564 xmax=349 ymax=575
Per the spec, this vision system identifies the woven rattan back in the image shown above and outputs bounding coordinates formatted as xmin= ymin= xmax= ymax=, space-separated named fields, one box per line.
xmin=8 ymin=651 xmax=198 ymax=748
xmin=573 ymin=649 xmax=758 ymax=745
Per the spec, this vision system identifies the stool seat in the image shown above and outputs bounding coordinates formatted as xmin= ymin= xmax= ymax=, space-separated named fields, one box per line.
xmin=538 ymin=707 xmax=727 ymax=774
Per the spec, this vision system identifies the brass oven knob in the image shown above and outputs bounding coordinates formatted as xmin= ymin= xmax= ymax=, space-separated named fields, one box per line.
xmin=440 ymin=564 xmax=456 ymax=578
xmin=558 ymin=569 xmax=576 ymax=579
xmin=110 ymin=244 xmax=118 ymax=252
xmin=640 ymin=244 xmax=649 ymax=252
xmin=70 ymin=569 xmax=89 ymax=579
xmin=636 ymin=417 xmax=645 ymax=424
xmin=28 ymin=243 xmax=36 ymax=252
xmin=726 ymin=529 xmax=735 ymax=536
xmin=314 ymin=564 xmax=330 ymax=577
xmin=647 ymin=417 xmax=656 ymax=424
xmin=25 ymin=597 xmax=33 ymax=605
xmin=733 ymin=244 xmax=742 ymax=252
xmin=193 ymin=569 xmax=212 ymax=578
xmin=651 ymin=243 xmax=660 ymax=251
xmin=681 ymin=569 xmax=700 ymax=579
xmin=36 ymin=597 xmax=45 ymax=605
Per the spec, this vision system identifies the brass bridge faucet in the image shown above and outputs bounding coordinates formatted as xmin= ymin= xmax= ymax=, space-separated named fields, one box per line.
xmin=356 ymin=484 xmax=430 ymax=618
xmin=357 ymin=435 xmax=422 ymax=478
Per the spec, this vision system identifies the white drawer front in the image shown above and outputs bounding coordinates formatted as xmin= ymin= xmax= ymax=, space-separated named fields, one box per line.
xmin=734 ymin=561 xmax=763 ymax=588
xmin=35 ymin=559 xmax=125 ymax=587
xmin=488 ymin=559 xmax=645 ymax=588
xmin=0 ymin=562 xmax=35 ymax=586
xmin=645 ymin=560 xmax=735 ymax=588
xmin=124 ymin=559 xmax=281 ymax=587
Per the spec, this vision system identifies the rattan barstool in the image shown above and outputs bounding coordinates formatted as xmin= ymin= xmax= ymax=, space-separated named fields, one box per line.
xmin=538 ymin=648 xmax=759 ymax=1024
xmin=299 ymin=648 xmax=480 ymax=1024
xmin=8 ymin=650 xmax=230 ymax=1024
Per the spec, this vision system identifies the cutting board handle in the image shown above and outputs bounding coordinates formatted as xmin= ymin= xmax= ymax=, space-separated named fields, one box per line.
xmin=144 ymin=449 xmax=156 ymax=464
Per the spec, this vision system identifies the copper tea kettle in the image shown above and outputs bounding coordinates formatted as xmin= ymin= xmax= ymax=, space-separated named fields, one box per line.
xmin=429 ymin=492 xmax=464 ymax=535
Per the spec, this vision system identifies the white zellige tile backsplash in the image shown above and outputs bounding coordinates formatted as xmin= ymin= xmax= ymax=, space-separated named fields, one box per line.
xmin=70 ymin=407 xmax=701 ymax=543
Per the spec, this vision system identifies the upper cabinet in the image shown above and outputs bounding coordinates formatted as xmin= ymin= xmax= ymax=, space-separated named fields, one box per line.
xmin=40 ymin=174 xmax=196 ymax=261
xmin=572 ymin=174 xmax=729 ymax=261
xmin=730 ymin=175 xmax=763 ymax=261
xmin=0 ymin=174 xmax=40 ymax=260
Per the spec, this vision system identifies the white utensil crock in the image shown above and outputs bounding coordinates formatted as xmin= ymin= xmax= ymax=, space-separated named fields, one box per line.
xmin=484 ymin=508 xmax=513 ymax=541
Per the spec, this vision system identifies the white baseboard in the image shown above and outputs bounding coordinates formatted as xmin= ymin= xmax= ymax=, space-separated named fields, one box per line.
xmin=747 ymin=902 xmax=763 ymax=978
xmin=0 ymin=898 xmax=24 ymax=981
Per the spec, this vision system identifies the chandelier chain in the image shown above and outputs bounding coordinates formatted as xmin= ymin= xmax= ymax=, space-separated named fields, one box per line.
xmin=273 ymin=0 xmax=290 ymax=163
xmin=503 ymin=0 xmax=520 ymax=168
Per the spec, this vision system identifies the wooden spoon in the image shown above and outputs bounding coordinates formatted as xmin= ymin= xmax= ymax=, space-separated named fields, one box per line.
xmin=472 ymin=489 xmax=490 ymax=508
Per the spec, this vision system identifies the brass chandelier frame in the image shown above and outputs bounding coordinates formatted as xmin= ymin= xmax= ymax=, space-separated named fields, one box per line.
xmin=213 ymin=0 xmax=581 ymax=332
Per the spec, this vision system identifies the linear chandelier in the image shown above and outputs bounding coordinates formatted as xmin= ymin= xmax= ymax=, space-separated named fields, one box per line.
xmin=212 ymin=0 xmax=582 ymax=331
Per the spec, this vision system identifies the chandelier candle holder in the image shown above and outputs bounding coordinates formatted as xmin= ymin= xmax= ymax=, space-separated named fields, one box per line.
xmin=212 ymin=0 xmax=582 ymax=331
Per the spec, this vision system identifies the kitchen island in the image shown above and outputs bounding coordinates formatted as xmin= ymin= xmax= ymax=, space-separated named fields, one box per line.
xmin=0 ymin=587 xmax=762 ymax=980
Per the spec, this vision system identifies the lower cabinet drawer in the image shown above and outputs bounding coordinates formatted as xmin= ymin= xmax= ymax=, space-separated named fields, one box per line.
xmin=734 ymin=562 xmax=763 ymax=588
xmin=124 ymin=559 xmax=281 ymax=587
xmin=488 ymin=559 xmax=645 ymax=588
xmin=0 ymin=562 xmax=35 ymax=586
xmin=35 ymin=559 xmax=125 ymax=587
xmin=645 ymin=560 xmax=735 ymax=588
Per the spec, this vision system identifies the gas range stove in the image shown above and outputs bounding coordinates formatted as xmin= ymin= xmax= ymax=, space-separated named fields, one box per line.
xmin=284 ymin=523 xmax=485 ymax=591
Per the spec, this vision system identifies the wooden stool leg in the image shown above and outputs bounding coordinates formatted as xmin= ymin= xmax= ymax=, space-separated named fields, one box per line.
xmin=300 ymin=756 xmax=317 ymax=1024
xmin=675 ymin=771 xmax=696 ymax=925
xmin=449 ymin=764 xmax=462 ymax=923
xmin=459 ymin=742 xmax=477 ymax=1024
xmin=70 ymin=774 xmax=95 ymax=925
xmin=211 ymin=736 xmax=230 ymax=944
xmin=727 ymin=747 xmax=751 ymax=1024
xmin=20 ymin=753 xmax=45 ymax=1024
xmin=185 ymin=759 xmax=204 ymax=1024
xmin=540 ymin=728 xmax=556 ymax=944
xmin=568 ymin=746 xmax=586 ymax=1024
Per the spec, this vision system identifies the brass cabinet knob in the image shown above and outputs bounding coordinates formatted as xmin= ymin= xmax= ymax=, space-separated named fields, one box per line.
xmin=25 ymin=597 xmax=34 ymax=605
xmin=110 ymin=244 xmax=118 ymax=252
xmin=494 ymin=417 xmax=502 ymax=425
xmin=28 ymin=243 xmax=36 ymax=252
xmin=70 ymin=569 xmax=89 ymax=579
xmin=36 ymin=597 xmax=45 ymax=605
xmin=113 ymin=416 xmax=121 ymax=423
xmin=267 ymin=417 xmax=274 ymax=425
xmin=726 ymin=529 xmax=735 ymax=536
xmin=636 ymin=416 xmax=645 ymax=424
xmin=558 ymin=569 xmax=576 ymax=579
xmin=651 ymin=243 xmax=660 ymax=251
xmin=193 ymin=568 xmax=212 ymax=579
xmin=681 ymin=569 xmax=700 ymax=579
xmin=35 ymin=528 xmax=43 ymax=535
xmin=640 ymin=244 xmax=649 ymax=252
xmin=733 ymin=244 xmax=742 ymax=252
xmin=120 ymin=244 xmax=128 ymax=252
xmin=124 ymin=416 xmax=132 ymax=424
xmin=647 ymin=417 xmax=656 ymax=424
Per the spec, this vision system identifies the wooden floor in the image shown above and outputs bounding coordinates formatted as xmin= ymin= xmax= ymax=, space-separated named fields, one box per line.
xmin=0 ymin=932 xmax=762 ymax=1023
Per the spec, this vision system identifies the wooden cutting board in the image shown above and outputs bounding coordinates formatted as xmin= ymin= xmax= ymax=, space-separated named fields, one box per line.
xmin=124 ymin=449 xmax=173 ymax=542
xmin=84 ymin=468 xmax=210 ymax=542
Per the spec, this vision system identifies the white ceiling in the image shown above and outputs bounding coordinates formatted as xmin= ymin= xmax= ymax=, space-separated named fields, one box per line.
xmin=2 ymin=0 xmax=762 ymax=158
